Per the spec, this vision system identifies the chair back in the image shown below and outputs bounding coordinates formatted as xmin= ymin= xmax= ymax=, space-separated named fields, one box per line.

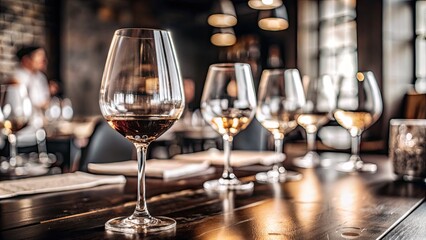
xmin=79 ymin=119 xmax=136 ymax=171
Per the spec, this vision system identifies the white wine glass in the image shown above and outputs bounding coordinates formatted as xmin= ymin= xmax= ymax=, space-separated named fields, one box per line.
xmin=99 ymin=28 xmax=185 ymax=234
xmin=333 ymin=71 xmax=382 ymax=172
xmin=294 ymin=75 xmax=335 ymax=168
xmin=201 ymin=63 xmax=256 ymax=191
xmin=255 ymin=69 xmax=305 ymax=183
xmin=0 ymin=83 xmax=32 ymax=172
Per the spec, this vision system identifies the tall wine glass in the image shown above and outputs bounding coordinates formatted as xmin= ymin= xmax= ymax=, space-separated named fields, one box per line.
xmin=294 ymin=75 xmax=335 ymax=168
xmin=99 ymin=28 xmax=184 ymax=234
xmin=0 ymin=83 xmax=32 ymax=171
xmin=201 ymin=63 xmax=256 ymax=191
xmin=333 ymin=71 xmax=382 ymax=172
xmin=255 ymin=69 xmax=305 ymax=183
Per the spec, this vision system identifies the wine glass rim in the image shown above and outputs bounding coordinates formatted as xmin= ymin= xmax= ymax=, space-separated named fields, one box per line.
xmin=262 ymin=68 xmax=285 ymax=73
xmin=390 ymin=119 xmax=426 ymax=126
xmin=209 ymin=63 xmax=250 ymax=69
xmin=114 ymin=28 xmax=169 ymax=37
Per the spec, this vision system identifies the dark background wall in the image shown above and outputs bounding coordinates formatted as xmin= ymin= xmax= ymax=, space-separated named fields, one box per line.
xmin=60 ymin=0 xmax=300 ymax=116
xmin=1 ymin=0 xmax=416 ymax=146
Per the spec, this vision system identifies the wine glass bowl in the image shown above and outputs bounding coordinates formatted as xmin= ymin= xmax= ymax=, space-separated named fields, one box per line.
xmin=255 ymin=69 xmax=305 ymax=183
xmin=201 ymin=63 xmax=256 ymax=191
xmin=333 ymin=71 xmax=382 ymax=172
xmin=294 ymin=74 xmax=335 ymax=168
xmin=99 ymin=28 xmax=184 ymax=234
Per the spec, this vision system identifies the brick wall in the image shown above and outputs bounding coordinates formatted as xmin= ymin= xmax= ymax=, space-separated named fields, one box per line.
xmin=0 ymin=0 xmax=47 ymax=82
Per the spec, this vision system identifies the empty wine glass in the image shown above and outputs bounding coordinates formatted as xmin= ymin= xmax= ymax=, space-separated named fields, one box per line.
xmin=0 ymin=83 xmax=32 ymax=171
xmin=99 ymin=28 xmax=184 ymax=234
xmin=45 ymin=96 xmax=61 ymax=122
xmin=294 ymin=75 xmax=335 ymax=168
xmin=333 ymin=71 xmax=382 ymax=172
xmin=61 ymin=98 xmax=74 ymax=121
xmin=201 ymin=63 xmax=256 ymax=191
xmin=255 ymin=69 xmax=305 ymax=183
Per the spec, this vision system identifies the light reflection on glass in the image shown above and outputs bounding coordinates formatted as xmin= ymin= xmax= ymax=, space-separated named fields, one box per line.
xmin=124 ymin=93 xmax=134 ymax=104
xmin=356 ymin=72 xmax=365 ymax=81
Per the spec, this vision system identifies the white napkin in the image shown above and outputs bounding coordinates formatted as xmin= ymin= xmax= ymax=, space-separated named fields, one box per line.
xmin=172 ymin=148 xmax=285 ymax=167
xmin=0 ymin=172 xmax=126 ymax=199
xmin=88 ymin=159 xmax=211 ymax=179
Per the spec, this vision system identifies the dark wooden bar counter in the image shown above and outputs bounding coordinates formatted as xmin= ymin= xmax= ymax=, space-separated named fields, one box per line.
xmin=1 ymin=153 xmax=425 ymax=240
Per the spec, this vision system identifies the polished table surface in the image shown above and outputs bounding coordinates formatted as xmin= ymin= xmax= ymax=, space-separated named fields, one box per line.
xmin=1 ymin=152 xmax=425 ymax=240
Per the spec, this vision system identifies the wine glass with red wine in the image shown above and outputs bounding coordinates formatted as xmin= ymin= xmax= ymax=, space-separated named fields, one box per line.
xmin=99 ymin=28 xmax=185 ymax=234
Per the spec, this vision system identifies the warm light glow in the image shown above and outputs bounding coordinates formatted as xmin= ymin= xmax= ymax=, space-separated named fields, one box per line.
xmin=333 ymin=110 xmax=373 ymax=136
xmin=247 ymin=199 xmax=296 ymax=237
xmin=356 ymin=72 xmax=364 ymax=81
xmin=248 ymin=0 xmax=283 ymax=10
xmin=332 ymin=177 xmax=369 ymax=225
xmin=226 ymin=79 xmax=237 ymax=97
xmin=263 ymin=0 xmax=273 ymax=5
xmin=211 ymin=32 xmax=237 ymax=46
xmin=4 ymin=120 xmax=12 ymax=131
xmin=293 ymin=172 xmax=322 ymax=233
xmin=258 ymin=18 xmax=288 ymax=31
xmin=145 ymin=77 xmax=158 ymax=94
xmin=208 ymin=14 xmax=237 ymax=27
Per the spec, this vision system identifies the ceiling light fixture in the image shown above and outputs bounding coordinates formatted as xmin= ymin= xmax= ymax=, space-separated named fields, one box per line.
xmin=207 ymin=0 xmax=237 ymax=28
xmin=248 ymin=0 xmax=283 ymax=10
xmin=210 ymin=28 xmax=237 ymax=47
xmin=258 ymin=5 xmax=289 ymax=31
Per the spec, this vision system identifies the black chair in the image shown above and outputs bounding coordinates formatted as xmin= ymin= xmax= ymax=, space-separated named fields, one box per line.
xmin=79 ymin=119 xmax=136 ymax=172
xmin=233 ymin=119 xmax=270 ymax=151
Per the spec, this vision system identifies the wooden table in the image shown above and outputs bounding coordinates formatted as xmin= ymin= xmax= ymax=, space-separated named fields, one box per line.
xmin=1 ymin=153 xmax=425 ymax=239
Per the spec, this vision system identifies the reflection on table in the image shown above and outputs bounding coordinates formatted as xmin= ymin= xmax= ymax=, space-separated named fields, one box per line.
xmin=0 ymin=151 xmax=425 ymax=239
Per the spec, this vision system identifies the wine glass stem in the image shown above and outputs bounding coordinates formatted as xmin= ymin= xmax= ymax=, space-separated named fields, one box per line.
xmin=351 ymin=134 xmax=361 ymax=161
xmin=221 ymin=134 xmax=235 ymax=180
xmin=306 ymin=131 xmax=316 ymax=152
xmin=272 ymin=137 xmax=285 ymax=173
xmin=133 ymin=144 xmax=151 ymax=218
xmin=274 ymin=137 xmax=283 ymax=155
xmin=8 ymin=133 xmax=17 ymax=167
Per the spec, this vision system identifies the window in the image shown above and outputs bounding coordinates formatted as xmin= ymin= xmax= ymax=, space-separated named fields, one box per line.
xmin=415 ymin=1 xmax=426 ymax=93
xmin=298 ymin=0 xmax=357 ymax=86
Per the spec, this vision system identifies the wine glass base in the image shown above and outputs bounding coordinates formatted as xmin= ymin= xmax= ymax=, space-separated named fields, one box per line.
xmin=293 ymin=151 xmax=321 ymax=169
xmin=105 ymin=216 xmax=176 ymax=234
xmin=203 ymin=179 xmax=254 ymax=192
xmin=335 ymin=161 xmax=377 ymax=173
xmin=255 ymin=170 xmax=302 ymax=183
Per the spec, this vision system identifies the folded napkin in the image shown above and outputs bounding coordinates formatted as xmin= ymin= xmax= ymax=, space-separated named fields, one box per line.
xmin=88 ymin=159 xmax=211 ymax=179
xmin=172 ymin=148 xmax=285 ymax=167
xmin=0 ymin=172 xmax=126 ymax=199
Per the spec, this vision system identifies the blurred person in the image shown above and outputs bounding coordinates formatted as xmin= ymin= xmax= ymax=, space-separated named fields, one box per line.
xmin=13 ymin=45 xmax=56 ymax=127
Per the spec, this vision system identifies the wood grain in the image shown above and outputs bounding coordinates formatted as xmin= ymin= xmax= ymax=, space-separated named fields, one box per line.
xmin=1 ymin=153 xmax=425 ymax=239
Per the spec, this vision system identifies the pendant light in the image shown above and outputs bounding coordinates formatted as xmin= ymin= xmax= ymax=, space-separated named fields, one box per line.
xmin=258 ymin=5 xmax=289 ymax=31
xmin=207 ymin=0 xmax=237 ymax=28
xmin=210 ymin=28 xmax=237 ymax=47
xmin=248 ymin=0 xmax=283 ymax=10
